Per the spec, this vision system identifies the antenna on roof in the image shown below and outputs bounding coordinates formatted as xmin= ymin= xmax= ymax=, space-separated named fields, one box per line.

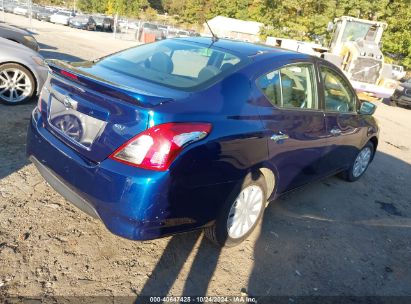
xmin=205 ymin=20 xmax=218 ymax=43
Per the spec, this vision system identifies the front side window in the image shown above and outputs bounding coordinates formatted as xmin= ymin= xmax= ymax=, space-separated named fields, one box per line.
xmin=96 ymin=40 xmax=244 ymax=90
xmin=257 ymin=63 xmax=318 ymax=110
xmin=320 ymin=66 xmax=356 ymax=113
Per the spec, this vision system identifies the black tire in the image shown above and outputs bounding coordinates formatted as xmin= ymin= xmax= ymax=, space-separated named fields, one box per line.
xmin=0 ymin=63 xmax=36 ymax=105
xmin=204 ymin=172 xmax=267 ymax=247
xmin=390 ymin=99 xmax=397 ymax=107
xmin=340 ymin=141 xmax=374 ymax=182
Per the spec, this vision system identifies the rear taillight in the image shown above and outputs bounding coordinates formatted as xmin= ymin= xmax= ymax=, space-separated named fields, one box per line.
xmin=109 ymin=122 xmax=212 ymax=171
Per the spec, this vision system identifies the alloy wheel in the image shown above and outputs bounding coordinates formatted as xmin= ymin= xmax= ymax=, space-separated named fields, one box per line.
xmin=353 ymin=147 xmax=372 ymax=178
xmin=0 ymin=68 xmax=33 ymax=103
xmin=227 ymin=185 xmax=264 ymax=239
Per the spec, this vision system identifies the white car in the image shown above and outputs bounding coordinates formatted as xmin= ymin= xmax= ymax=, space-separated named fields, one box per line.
xmin=13 ymin=6 xmax=28 ymax=16
xmin=392 ymin=65 xmax=406 ymax=80
xmin=118 ymin=20 xmax=139 ymax=31
xmin=50 ymin=11 xmax=74 ymax=26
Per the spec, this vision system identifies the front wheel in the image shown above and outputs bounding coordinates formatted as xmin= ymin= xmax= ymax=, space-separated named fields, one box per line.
xmin=0 ymin=63 xmax=35 ymax=105
xmin=204 ymin=173 xmax=267 ymax=247
xmin=341 ymin=142 xmax=374 ymax=182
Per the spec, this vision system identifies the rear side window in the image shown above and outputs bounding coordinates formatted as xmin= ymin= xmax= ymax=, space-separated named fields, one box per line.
xmin=257 ymin=63 xmax=318 ymax=110
xmin=97 ymin=40 xmax=244 ymax=90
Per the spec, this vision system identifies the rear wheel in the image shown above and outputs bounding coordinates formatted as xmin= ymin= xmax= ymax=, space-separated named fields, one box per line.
xmin=204 ymin=173 xmax=267 ymax=247
xmin=340 ymin=142 xmax=374 ymax=182
xmin=0 ymin=63 xmax=35 ymax=105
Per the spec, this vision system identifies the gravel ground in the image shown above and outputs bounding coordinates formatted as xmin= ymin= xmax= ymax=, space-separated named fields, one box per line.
xmin=1 ymin=13 xmax=411 ymax=299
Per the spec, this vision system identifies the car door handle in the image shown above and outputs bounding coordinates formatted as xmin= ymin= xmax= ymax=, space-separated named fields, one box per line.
xmin=330 ymin=128 xmax=342 ymax=136
xmin=271 ymin=132 xmax=289 ymax=142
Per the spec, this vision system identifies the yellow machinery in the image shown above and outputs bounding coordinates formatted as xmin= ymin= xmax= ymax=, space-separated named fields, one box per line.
xmin=322 ymin=16 xmax=397 ymax=100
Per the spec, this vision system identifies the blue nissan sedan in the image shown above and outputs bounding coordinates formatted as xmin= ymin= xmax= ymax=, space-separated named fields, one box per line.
xmin=26 ymin=38 xmax=379 ymax=247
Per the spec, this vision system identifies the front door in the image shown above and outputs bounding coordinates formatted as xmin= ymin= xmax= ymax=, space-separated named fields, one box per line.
xmin=319 ymin=64 xmax=363 ymax=173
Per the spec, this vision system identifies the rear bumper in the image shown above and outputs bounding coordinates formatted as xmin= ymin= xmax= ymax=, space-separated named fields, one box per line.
xmin=392 ymin=93 xmax=411 ymax=106
xmin=52 ymin=20 xmax=69 ymax=25
xmin=30 ymin=156 xmax=100 ymax=219
xmin=70 ymin=24 xmax=88 ymax=29
xmin=26 ymin=109 xmax=233 ymax=240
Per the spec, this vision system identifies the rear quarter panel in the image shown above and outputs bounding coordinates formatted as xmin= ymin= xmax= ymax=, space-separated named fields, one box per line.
xmin=157 ymin=69 xmax=268 ymax=184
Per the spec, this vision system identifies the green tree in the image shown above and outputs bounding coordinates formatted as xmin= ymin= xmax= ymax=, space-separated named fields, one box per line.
xmin=35 ymin=0 xmax=411 ymax=69
xmin=380 ymin=0 xmax=411 ymax=67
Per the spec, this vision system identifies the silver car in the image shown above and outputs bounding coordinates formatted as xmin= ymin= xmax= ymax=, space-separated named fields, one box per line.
xmin=0 ymin=23 xmax=39 ymax=52
xmin=0 ymin=38 xmax=48 ymax=104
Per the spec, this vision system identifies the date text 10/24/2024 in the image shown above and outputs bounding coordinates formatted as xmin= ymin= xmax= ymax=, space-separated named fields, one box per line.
xmin=149 ymin=296 xmax=257 ymax=303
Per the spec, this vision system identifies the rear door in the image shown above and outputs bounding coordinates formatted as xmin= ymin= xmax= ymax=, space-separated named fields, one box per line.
xmin=318 ymin=63 xmax=363 ymax=173
xmin=256 ymin=62 xmax=328 ymax=194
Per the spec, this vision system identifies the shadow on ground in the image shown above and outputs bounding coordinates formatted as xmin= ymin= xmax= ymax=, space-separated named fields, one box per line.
xmin=136 ymin=232 xmax=221 ymax=298
xmin=133 ymin=151 xmax=411 ymax=298
xmin=248 ymin=151 xmax=411 ymax=298
xmin=37 ymin=42 xmax=57 ymax=50
xmin=0 ymin=99 xmax=36 ymax=179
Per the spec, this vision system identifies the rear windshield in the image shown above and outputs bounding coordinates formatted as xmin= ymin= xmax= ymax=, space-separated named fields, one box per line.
xmin=97 ymin=39 xmax=245 ymax=90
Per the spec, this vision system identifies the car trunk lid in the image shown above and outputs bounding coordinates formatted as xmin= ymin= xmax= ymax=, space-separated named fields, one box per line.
xmin=43 ymin=60 xmax=184 ymax=163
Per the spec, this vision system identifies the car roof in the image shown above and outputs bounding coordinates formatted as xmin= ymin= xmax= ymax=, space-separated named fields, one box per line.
xmin=176 ymin=37 xmax=304 ymax=58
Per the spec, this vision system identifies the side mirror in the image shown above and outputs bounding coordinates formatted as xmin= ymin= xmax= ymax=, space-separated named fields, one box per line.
xmin=359 ymin=101 xmax=377 ymax=115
